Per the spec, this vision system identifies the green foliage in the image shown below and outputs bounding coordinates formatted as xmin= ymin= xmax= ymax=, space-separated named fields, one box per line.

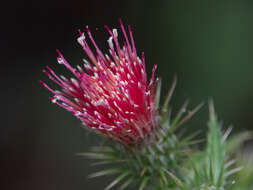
xmin=206 ymin=101 xmax=226 ymax=186
xmin=181 ymin=101 xmax=227 ymax=189
xmin=181 ymin=101 xmax=252 ymax=190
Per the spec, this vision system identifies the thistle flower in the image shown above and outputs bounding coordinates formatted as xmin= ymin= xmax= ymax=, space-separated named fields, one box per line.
xmin=41 ymin=20 xmax=158 ymax=147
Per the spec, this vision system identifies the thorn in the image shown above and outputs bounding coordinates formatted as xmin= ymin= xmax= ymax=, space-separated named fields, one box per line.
xmin=223 ymin=126 xmax=233 ymax=141
xmin=178 ymin=102 xmax=204 ymax=127
xmin=162 ymin=75 xmax=177 ymax=114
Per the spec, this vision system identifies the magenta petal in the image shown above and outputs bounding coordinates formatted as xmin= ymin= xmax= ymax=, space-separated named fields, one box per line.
xmin=42 ymin=21 xmax=159 ymax=147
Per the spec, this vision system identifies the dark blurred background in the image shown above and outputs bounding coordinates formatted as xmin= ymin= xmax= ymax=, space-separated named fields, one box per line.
xmin=3 ymin=0 xmax=253 ymax=189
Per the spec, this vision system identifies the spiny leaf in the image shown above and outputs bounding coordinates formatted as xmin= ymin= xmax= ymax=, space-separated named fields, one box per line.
xmin=88 ymin=168 xmax=122 ymax=178
xmin=104 ymin=171 xmax=131 ymax=190
xmin=183 ymin=101 xmax=234 ymax=189
xmin=206 ymin=100 xmax=225 ymax=185
xmin=138 ymin=176 xmax=150 ymax=190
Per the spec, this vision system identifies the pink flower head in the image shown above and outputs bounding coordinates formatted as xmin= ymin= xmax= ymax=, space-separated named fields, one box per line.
xmin=41 ymin=20 xmax=159 ymax=147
